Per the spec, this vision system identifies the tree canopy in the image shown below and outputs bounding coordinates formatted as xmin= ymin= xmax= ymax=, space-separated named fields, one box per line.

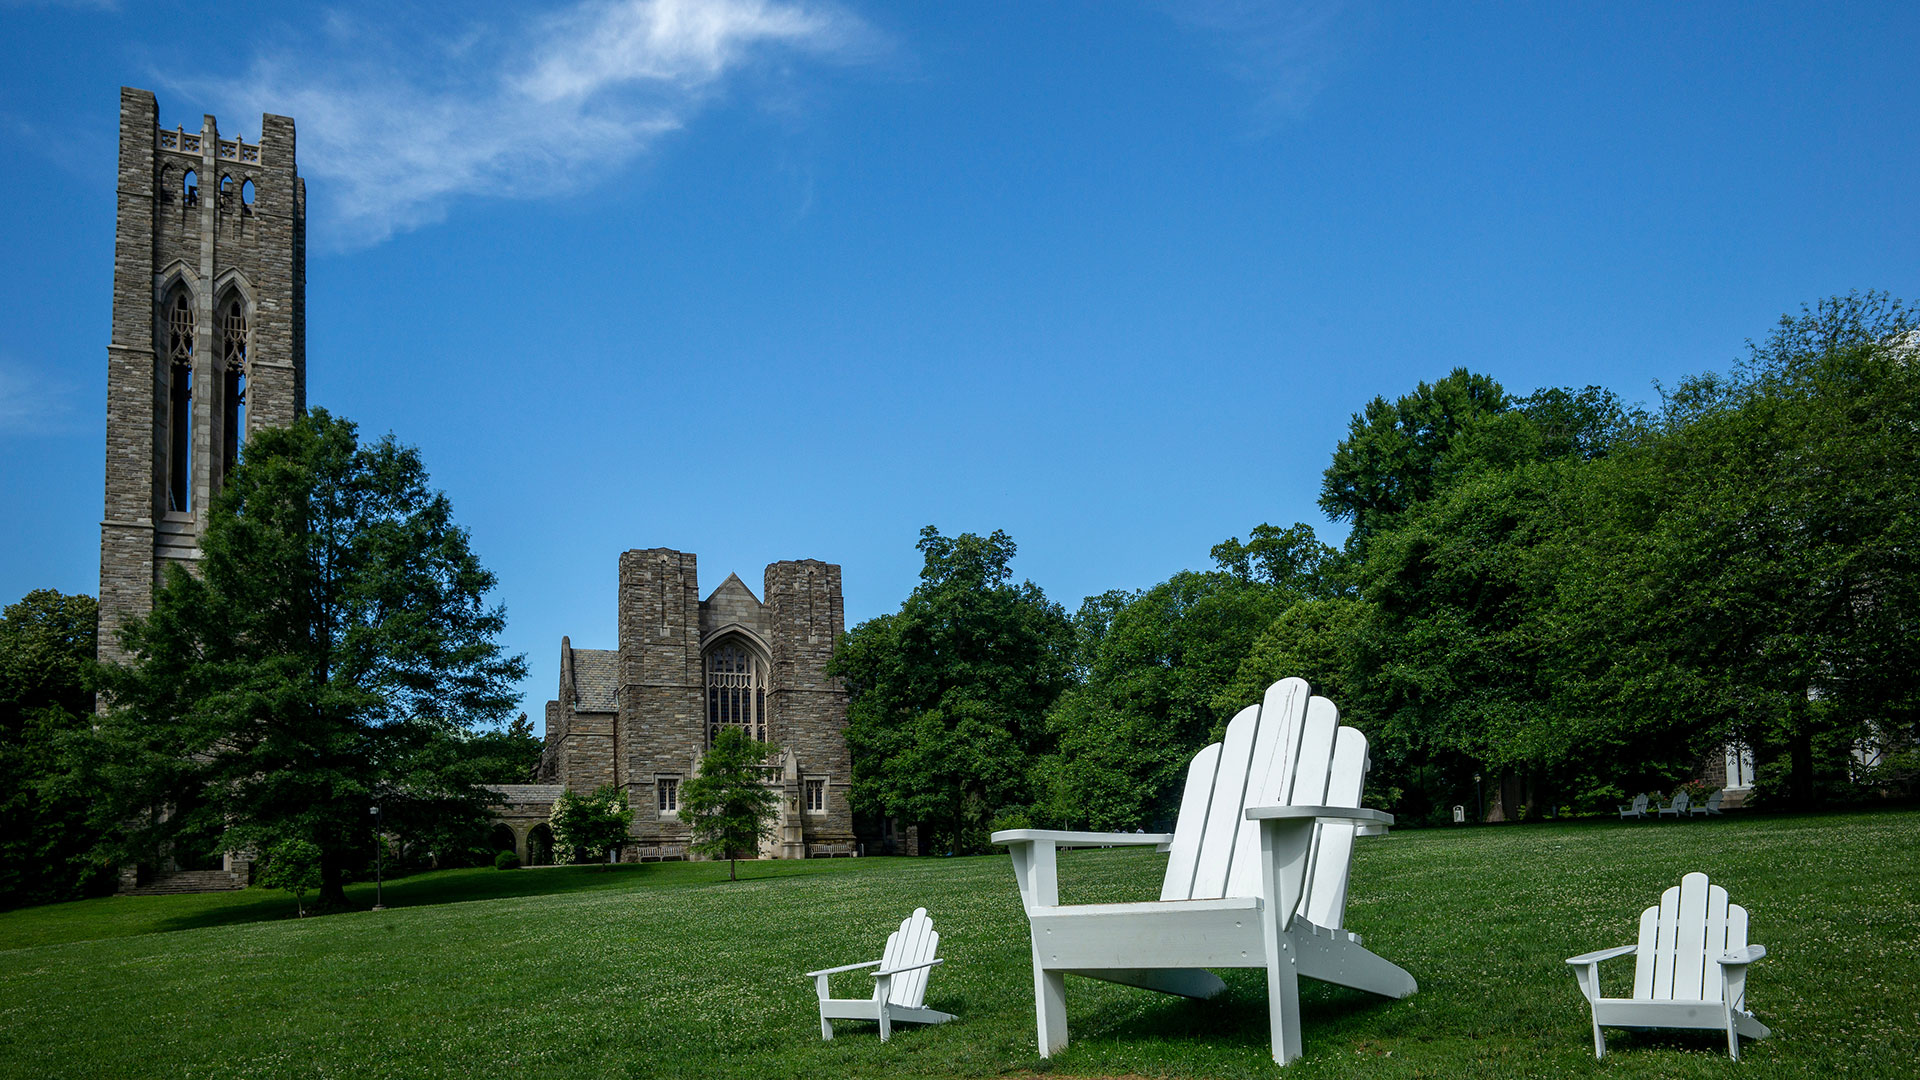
xmin=831 ymin=527 xmax=1074 ymax=854
xmin=0 ymin=589 xmax=103 ymax=908
xmin=86 ymin=409 xmax=526 ymax=905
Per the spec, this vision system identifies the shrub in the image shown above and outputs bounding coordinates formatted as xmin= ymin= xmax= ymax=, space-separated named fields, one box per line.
xmin=494 ymin=849 xmax=521 ymax=870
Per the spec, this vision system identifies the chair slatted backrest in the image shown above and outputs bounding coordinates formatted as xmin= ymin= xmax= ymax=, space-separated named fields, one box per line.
xmin=1629 ymin=794 xmax=1649 ymax=814
xmin=874 ymin=907 xmax=940 ymax=1008
xmin=1631 ymin=873 xmax=1749 ymax=1003
xmin=1158 ymin=679 xmax=1371 ymax=928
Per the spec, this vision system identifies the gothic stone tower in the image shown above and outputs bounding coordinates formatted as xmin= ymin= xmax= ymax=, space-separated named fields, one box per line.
xmin=536 ymin=550 xmax=857 ymax=859
xmin=99 ymin=88 xmax=305 ymax=663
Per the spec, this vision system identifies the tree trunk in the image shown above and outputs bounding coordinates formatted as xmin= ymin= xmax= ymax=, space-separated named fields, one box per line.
xmin=317 ymin=853 xmax=350 ymax=910
xmin=729 ymin=856 xmax=737 ymax=881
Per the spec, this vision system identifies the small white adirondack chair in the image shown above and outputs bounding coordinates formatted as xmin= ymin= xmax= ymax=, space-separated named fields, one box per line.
xmin=804 ymin=908 xmax=954 ymax=1042
xmin=991 ymin=678 xmax=1416 ymax=1065
xmin=1691 ymin=790 xmax=1725 ymax=816
xmin=1565 ymin=872 xmax=1770 ymax=1060
xmin=1619 ymin=794 xmax=1650 ymax=819
xmin=1658 ymin=792 xmax=1691 ymax=818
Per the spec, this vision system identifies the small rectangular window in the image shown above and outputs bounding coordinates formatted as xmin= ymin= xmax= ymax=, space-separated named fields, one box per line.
xmin=657 ymin=777 xmax=679 ymax=815
xmin=805 ymin=778 xmax=826 ymax=814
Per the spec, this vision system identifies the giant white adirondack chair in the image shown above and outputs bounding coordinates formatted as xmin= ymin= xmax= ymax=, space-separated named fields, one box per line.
xmin=803 ymin=908 xmax=954 ymax=1042
xmin=1565 ymin=872 xmax=1770 ymax=1060
xmin=1619 ymin=794 xmax=1650 ymax=819
xmin=991 ymin=678 xmax=1416 ymax=1065
xmin=1657 ymin=791 xmax=1691 ymax=818
xmin=1690 ymin=790 xmax=1725 ymax=816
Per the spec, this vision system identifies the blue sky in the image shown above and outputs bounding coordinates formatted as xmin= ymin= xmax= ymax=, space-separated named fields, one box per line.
xmin=3 ymin=1 xmax=1916 ymax=725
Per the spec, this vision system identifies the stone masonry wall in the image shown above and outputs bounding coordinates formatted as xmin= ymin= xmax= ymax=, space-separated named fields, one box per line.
xmin=764 ymin=560 xmax=854 ymax=853
xmin=617 ymin=549 xmax=704 ymax=856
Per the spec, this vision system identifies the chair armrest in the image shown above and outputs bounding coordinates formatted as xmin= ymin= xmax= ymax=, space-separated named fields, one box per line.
xmin=874 ymin=957 xmax=944 ymax=978
xmin=990 ymin=829 xmax=1173 ymax=847
xmin=1565 ymin=943 xmax=1637 ymax=966
xmin=1718 ymin=944 xmax=1766 ymax=966
xmin=1245 ymin=805 xmax=1395 ymax=827
xmin=803 ymin=959 xmax=883 ymax=978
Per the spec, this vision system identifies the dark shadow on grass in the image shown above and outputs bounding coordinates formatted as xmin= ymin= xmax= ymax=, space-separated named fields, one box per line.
xmin=1059 ymin=970 xmax=1405 ymax=1057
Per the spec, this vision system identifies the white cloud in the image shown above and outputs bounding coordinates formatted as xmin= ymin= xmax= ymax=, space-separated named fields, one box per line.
xmin=177 ymin=0 xmax=874 ymax=248
xmin=0 ymin=358 xmax=80 ymax=436
xmin=1158 ymin=0 xmax=1362 ymax=128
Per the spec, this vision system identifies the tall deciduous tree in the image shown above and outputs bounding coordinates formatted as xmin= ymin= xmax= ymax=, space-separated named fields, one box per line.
xmin=87 ymin=410 xmax=526 ymax=906
xmin=680 ymin=730 xmax=779 ymax=880
xmin=0 ymin=590 xmax=103 ymax=908
xmin=832 ymin=527 xmax=1073 ymax=854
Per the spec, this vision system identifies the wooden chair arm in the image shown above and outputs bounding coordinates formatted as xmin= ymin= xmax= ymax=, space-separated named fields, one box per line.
xmin=990 ymin=830 xmax=1173 ymax=847
xmin=804 ymin=959 xmax=883 ymax=978
xmin=1244 ymin=804 xmax=1395 ymax=827
xmin=1718 ymin=944 xmax=1766 ymax=967
xmin=1565 ymin=944 xmax=1638 ymax=966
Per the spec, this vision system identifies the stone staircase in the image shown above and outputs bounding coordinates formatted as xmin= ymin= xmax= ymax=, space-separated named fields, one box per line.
xmin=121 ymin=869 xmax=246 ymax=896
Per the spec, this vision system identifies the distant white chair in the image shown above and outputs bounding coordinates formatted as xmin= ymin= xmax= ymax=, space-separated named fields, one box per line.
xmin=1656 ymin=792 xmax=1691 ymax=818
xmin=804 ymin=907 xmax=954 ymax=1042
xmin=1565 ymin=871 xmax=1770 ymax=1059
xmin=1690 ymin=790 xmax=1725 ymax=816
xmin=1618 ymin=794 xmax=1650 ymax=820
xmin=992 ymin=678 xmax=1415 ymax=1065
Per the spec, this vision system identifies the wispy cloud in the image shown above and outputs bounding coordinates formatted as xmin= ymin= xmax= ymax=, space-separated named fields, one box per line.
xmin=1158 ymin=0 xmax=1363 ymax=129
xmin=0 ymin=358 xmax=81 ymax=437
xmin=177 ymin=0 xmax=877 ymax=248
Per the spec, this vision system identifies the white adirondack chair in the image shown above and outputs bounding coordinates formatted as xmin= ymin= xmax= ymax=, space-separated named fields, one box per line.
xmin=1618 ymin=794 xmax=1650 ymax=819
xmin=1565 ymin=872 xmax=1770 ymax=1059
xmin=803 ymin=907 xmax=954 ymax=1042
xmin=991 ymin=678 xmax=1416 ymax=1065
xmin=1657 ymin=792 xmax=1691 ymax=818
xmin=1690 ymin=790 xmax=1725 ymax=816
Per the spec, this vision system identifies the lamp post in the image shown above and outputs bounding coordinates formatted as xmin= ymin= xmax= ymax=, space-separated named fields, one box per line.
xmin=1473 ymin=772 xmax=1483 ymax=824
xmin=369 ymin=804 xmax=385 ymax=911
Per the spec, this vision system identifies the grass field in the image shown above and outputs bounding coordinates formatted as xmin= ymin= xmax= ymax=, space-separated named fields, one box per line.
xmin=1 ymin=809 xmax=1914 ymax=1079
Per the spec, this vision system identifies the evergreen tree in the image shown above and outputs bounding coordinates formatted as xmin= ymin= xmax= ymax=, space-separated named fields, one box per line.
xmin=86 ymin=410 xmax=526 ymax=907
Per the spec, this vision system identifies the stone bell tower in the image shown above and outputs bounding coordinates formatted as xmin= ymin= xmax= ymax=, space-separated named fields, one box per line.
xmin=98 ymin=87 xmax=305 ymax=664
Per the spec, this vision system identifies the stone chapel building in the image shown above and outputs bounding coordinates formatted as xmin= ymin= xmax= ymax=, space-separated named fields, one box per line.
xmin=490 ymin=551 xmax=862 ymax=862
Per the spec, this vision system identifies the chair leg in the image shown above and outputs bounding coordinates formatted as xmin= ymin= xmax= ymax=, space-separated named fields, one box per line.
xmin=1591 ymin=1009 xmax=1605 ymax=1060
xmin=1264 ymin=928 xmax=1303 ymax=1064
xmin=815 ymin=974 xmax=834 ymax=1040
xmin=1035 ymin=966 xmax=1068 ymax=1057
xmin=878 ymin=1000 xmax=892 ymax=1043
xmin=1725 ymin=1002 xmax=1739 ymax=1060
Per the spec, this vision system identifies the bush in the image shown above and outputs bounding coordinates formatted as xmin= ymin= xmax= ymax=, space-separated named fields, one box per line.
xmin=493 ymin=849 xmax=521 ymax=870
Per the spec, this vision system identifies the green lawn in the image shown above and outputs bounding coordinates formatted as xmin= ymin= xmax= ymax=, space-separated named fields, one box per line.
xmin=0 ymin=810 xmax=1913 ymax=1079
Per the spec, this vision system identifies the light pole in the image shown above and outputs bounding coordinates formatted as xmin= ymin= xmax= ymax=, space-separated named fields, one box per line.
xmin=369 ymin=804 xmax=385 ymax=911
xmin=1473 ymin=772 xmax=1483 ymax=824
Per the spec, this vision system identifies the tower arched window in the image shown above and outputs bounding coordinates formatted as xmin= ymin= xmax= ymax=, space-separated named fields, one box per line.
xmin=165 ymin=291 xmax=194 ymax=512
xmin=220 ymin=298 xmax=248 ymax=478
xmin=705 ymin=640 xmax=768 ymax=747
xmin=240 ymin=178 xmax=256 ymax=214
xmin=218 ymin=174 xmax=233 ymax=211
xmin=182 ymin=169 xmax=198 ymax=207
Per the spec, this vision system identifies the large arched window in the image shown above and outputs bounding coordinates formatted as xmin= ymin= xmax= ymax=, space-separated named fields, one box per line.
xmin=165 ymin=290 xmax=195 ymax=512
xmin=705 ymin=640 xmax=768 ymax=747
xmin=220 ymin=297 xmax=248 ymax=479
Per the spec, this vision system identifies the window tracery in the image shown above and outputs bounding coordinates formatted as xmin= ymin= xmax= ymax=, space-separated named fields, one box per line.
xmin=221 ymin=298 xmax=248 ymax=478
xmin=705 ymin=640 xmax=768 ymax=747
xmin=165 ymin=291 xmax=194 ymax=512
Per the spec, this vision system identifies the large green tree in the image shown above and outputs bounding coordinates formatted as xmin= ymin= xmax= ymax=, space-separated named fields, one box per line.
xmin=1553 ymin=293 xmax=1920 ymax=806
xmin=87 ymin=409 xmax=526 ymax=906
xmin=831 ymin=527 xmax=1074 ymax=854
xmin=0 ymin=590 xmax=103 ymax=908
